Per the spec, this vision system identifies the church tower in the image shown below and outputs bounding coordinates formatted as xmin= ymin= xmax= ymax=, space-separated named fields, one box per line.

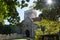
xmin=24 ymin=9 xmax=37 ymax=19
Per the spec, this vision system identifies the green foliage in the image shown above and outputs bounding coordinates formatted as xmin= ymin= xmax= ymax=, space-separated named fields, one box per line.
xmin=34 ymin=0 xmax=60 ymax=10
xmin=26 ymin=0 xmax=30 ymax=2
xmin=35 ymin=28 xmax=43 ymax=40
xmin=34 ymin=19 xmax=60 ymax=40
xmin=3 ymin=26 xmax=12 ymax=34
xmin=34 ymin=19 xmax=60 ymax=34
xmin=59 ymin=36 xmax=60 ymax=40
xmin=21 ymin=0 xmax=29 ymax=9
xmin=17 ymin=23 xmax=25 ymax=28
xmin=34 ymin=0 xmax=60 ymax=21
xmin=0 ymin=0 xmax=19 ymax=24
xmin=0 ymin=22 xmax=11 ymax=34
xmin=34 ymin=0 xmax=60 ymax=40
xmin=0 ymin=0 xmax=29 ymax=25
xmin=34 ymin=0 xmax=45 ymax=10
xmin=0 ymin=22 xmax=3 ymax=34
xmin=39 ymin=7 xmax=60 ymax=21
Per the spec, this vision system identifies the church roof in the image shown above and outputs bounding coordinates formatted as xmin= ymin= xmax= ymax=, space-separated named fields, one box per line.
xmin=32 ymin=17 xmax=41 ymax=22
xmin=22 ymin=17 xmax=33 ymax=23
xmin=22 ymin=17 xmax=41 ymax=23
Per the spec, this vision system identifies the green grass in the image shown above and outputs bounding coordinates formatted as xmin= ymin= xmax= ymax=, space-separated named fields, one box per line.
xmin=5 ymin=37 xmax=33 ymax=40
xmin=59 ymin=36 xmax=60 ymax=40
xmin=12 ymin=39 xmax=27 ymax=40
xmin=7 ymin=39 xmax=28 ymax=40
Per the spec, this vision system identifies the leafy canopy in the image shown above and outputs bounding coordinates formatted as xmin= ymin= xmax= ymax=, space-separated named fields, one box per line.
xmin=34 ymin=19 xmax=60 ymax=34
xmin=34 ymin=0 xmax=60 ymax=21
xmin=0 ymin=0 xmax=30 ymax=25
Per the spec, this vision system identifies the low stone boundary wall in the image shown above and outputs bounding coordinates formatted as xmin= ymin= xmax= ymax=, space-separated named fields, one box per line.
xmin=0 ymin=33 xmax=23 ymax=40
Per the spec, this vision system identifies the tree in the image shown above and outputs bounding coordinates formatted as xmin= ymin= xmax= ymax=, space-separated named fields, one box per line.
xmin=34 ymin=19 xmax=60 ymax=34
xmin=0 ymin=0 xmax=30 ymax=25
xmin=34 ymin=0 xmax=60 ymax=9
xmin=33 ymin=0 xmax=60 ymax=39
xmin=0 ymin=22 xmax=4 ymax=34
xmin=33 ymin=0 xmax=60 ymax=32
xmin=34 ymin=0 xmax=60 ymax=21
xmin=39 ymin=7 xmax=60 ymax=21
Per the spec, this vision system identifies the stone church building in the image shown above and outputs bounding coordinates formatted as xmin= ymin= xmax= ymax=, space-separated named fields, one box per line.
xmin=21 ymin=9 xmax=40 ymax=38
xmin=21 ymin=9 xmax=60 ymax=39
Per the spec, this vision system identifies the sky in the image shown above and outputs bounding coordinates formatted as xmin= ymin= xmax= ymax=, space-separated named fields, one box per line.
xmin=4 ymin=0 xmax=42 ymax=25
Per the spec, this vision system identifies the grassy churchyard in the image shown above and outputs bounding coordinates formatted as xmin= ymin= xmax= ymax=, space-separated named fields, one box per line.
xmin=12 ymin=39 xmax=27 ymax=40
xmin=6 ymin=38 xmax=33 ymax=40
xmin=12 ymin=38 xmax=33 ymax=40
